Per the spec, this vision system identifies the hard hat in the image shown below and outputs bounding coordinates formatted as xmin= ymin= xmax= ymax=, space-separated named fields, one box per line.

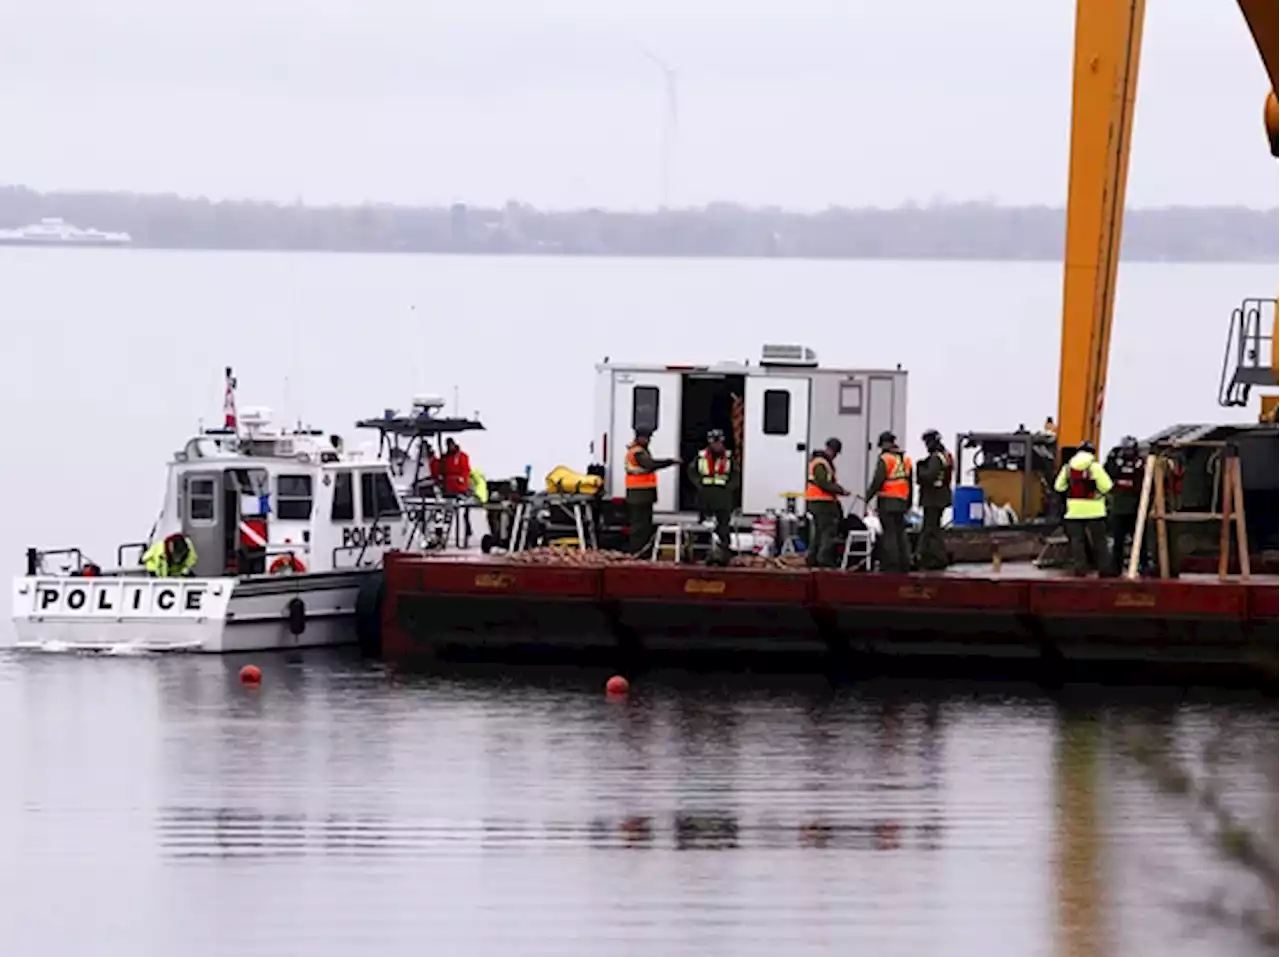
xmin=922 ymin=429 xmax=940 ymax=443
xmin=1120 ymin=434 xmax=1138 ymax=448
xmin=1078 ymin=441 xmax=1096 ymax=454
xmin=877 ymin=431 xmax=896 ymax=446
xmin=707 ymin=428 xmax=726 ymax=443
xmin=825 ymin=437 xmax=843 ymax=453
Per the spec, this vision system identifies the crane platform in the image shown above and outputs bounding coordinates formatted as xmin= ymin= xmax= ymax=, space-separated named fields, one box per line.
xmin=378 ymin=552 xmax=1277 ymax=686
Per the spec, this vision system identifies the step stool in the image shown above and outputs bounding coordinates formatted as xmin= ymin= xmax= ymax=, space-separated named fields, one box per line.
xmin=651 ymin=525 xmax=686 ymax=563
xmin=840 ymin=529 xmax=875 ymax=571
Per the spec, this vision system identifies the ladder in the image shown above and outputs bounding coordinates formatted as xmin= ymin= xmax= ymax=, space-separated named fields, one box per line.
xmin=1127 ymin=440 xmax=1250 ymax=581
xmin=1218 ymin=297 xmax=1278 ymax=408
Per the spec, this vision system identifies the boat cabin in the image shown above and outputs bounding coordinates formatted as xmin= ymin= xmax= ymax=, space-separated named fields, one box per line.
xmin=590 ymin=345 xmax=909 ymax=518
xmin=155 ymin=407 xmax=412 ymax=577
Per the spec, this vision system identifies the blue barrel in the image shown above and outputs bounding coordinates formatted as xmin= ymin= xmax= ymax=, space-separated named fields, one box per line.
xmin=952 ymin=486 xmax=986 ymax=527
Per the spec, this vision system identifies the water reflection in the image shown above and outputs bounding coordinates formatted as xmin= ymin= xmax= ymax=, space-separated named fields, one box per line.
xmin=157 ymin=806 xmax=947 ymax=857
xmin=1054 ymin=710 xmax=1109 ymax=957
xmin=2 ymin=654 xmax=1274 ymax=957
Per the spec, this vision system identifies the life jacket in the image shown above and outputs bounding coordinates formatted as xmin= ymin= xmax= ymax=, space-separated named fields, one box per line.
xmin=1067 ymin=468 xmax=1098 ymax=499
xmin=697 ymin=448 xmax=731 ymax=486
xmin=805 ymin=454 xmax=838 ymax=501
xmin=879 ymin=452 xmax=912 ymax=499
xmin=1111 ymin=453 xmax=1141 ymax=494
xmin=625 ymin=443 xmax=657 ymax=490
xmin=924 ymin=449 xmax=953 ymax=488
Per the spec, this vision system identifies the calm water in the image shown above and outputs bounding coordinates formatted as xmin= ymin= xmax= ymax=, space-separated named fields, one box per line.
xmin=0 ymin=653 xmax=1274 ymax=956
xmin=0 ymin=250 xmax=1276 ymax=954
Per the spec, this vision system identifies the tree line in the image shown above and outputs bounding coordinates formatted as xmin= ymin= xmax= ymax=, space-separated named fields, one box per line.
xmin=1 ymin=186 xmax=1275 ymax=262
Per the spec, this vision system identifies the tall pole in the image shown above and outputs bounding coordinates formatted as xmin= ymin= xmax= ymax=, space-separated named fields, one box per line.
xmin=638 ymin=44 xmax=678 ymax=209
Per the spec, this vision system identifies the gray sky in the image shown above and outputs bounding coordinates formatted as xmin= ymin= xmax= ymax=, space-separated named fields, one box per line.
xmin=2 ymin=0 xmax=1275 ymax=209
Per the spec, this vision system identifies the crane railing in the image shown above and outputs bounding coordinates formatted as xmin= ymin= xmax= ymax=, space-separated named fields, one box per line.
xmin=1217 ymin=297 xmax=1278 ymax=408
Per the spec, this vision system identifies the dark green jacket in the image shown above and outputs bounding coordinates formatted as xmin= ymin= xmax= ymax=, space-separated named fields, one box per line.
xmin=626 ymin=444 xmax=675 ymax=505
xmin=916 ymin=448 xmax=953 ymax=509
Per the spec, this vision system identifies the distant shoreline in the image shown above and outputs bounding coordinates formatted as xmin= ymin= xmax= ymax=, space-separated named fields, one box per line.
xmin=2 ymin=185 xmax=1275 ymax=264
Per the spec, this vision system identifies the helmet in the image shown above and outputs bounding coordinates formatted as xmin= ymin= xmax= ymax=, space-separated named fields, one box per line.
xmin=1078 ymin=441 xmax=1096 ymax=454
xmin=922 ymin=429 xmax=940 ymax=444
xmin=1120 ymin=434 xmax=1138 ymax=449
xmin=707 ymin=428 xmax=726 ymax=443
xmin=877 ymin=430 xmax=896 ymax=447
xmin=825 ymin=437 xmax=843 ymax=454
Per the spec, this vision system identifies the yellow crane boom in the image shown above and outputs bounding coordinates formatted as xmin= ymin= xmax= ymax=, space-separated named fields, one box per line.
xmin=1055 ymin=1 xmax=1279 ymax=450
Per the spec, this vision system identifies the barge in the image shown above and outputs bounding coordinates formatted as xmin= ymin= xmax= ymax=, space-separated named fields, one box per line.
xmin=374 ymin=552 xmax=1278 ymax=683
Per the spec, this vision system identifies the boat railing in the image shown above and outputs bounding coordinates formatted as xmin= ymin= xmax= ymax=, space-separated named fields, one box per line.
xmin=117 ymin=541 xmax=149 ymax=569
xmin=26 ymin=547 xmax=94 ymax=576
xmin=330 ymin=544 xmax=381 ymax=570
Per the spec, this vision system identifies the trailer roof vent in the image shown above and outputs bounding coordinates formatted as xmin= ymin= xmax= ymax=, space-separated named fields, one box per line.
xmin=760 ymin=344 xmax=818 ymax=367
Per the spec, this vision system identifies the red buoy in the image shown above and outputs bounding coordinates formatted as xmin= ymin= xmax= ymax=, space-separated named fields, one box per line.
xmin=239 ymin=664 xmax=262 ymax=685
xmin=605 ymin=675 xmax=629 ymax=696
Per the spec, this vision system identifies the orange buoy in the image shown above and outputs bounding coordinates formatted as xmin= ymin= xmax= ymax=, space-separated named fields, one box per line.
xmin=239 ymin=664 xmax=262 ymax=685
xmin=605 ymin=675 xmax=629 ymax=696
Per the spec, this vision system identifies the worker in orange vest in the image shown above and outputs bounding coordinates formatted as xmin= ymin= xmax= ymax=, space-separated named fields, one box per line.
xmin=625 ymin=429 xmax=680 ymax=555
xmin=866 ymin=430 xmax=913 ymax=572
xmin=804 ymin=437 xmax=848 ymax=568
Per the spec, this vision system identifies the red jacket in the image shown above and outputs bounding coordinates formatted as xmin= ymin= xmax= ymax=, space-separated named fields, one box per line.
xmin=442 ymin=450 xmax=471 ymax=495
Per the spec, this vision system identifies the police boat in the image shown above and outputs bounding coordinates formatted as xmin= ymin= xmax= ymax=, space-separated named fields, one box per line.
xmin=10 ymin=373 xmax=417 ymax=654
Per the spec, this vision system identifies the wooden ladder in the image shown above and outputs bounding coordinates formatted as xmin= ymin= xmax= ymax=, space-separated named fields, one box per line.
xmin=1127 ymin=441 xmax=1250 ymax=581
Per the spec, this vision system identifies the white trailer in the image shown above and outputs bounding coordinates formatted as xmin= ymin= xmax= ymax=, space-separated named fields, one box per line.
xmin=589 ymin=345 xmax=908 ymax=520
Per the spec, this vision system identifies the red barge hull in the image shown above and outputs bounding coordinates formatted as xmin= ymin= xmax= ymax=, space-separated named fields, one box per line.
xmin=380 ymin=554 xmax=1278 ymax=683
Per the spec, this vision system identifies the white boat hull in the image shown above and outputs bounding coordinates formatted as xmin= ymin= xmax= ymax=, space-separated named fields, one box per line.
xmin=10 ymin=570 xmax=373 ymax=654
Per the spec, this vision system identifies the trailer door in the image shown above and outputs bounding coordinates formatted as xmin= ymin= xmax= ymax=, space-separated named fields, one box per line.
xmin=866 ymin=375 xmax=897 ymax=488
xmin=610 ymin=371 xmax=681 ymax=513
xmin=742 ymin=377 xmax=811 ymax=515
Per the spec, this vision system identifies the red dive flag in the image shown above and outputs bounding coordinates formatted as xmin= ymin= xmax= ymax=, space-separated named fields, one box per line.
xmin=239 ymin=517 xmax=268 ymax=550
xmin=223 ymin=366 xmax=237 ymax=429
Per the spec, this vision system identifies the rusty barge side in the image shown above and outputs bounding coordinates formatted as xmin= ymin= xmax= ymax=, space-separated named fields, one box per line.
xmin=380 ymin=554 xmax=1278 ymax=683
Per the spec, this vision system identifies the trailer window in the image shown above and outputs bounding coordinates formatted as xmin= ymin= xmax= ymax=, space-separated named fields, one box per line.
xmin=276 ymin=474 xmax=314 ymax=520
xmin=188 ymin=478 xmax=216 ymax=522
xmin=361 ymin=472 xmax=402 ymax=521
xmin=331 ymin=472 xmax=354 ymax=521
xmin=632 ymin=386 xmax=660 ymax=434
xmin=762 ymin=390 xmax=791 ymax=435
xmin=839 ymin=381 xmax=863 ymax=415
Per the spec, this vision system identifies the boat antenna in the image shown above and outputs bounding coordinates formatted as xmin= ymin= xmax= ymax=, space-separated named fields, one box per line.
xmin=453 ymin=385 xmax=459 ymax=417
xmin=223 ymin=366 xmax=238 ymax=435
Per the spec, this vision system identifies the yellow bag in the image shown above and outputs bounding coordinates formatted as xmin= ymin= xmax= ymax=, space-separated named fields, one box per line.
xmin=545 ymin=465 xmax=603 ymax=496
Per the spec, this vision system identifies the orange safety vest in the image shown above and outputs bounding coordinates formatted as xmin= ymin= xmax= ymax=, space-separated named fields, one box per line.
xmin=805 ymin=455 xmax=838 ymax=501
xmin=624 ymin=443 xmax=658 ymax=490
xmin=878 ymin=452 xmax=912 ymax=499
